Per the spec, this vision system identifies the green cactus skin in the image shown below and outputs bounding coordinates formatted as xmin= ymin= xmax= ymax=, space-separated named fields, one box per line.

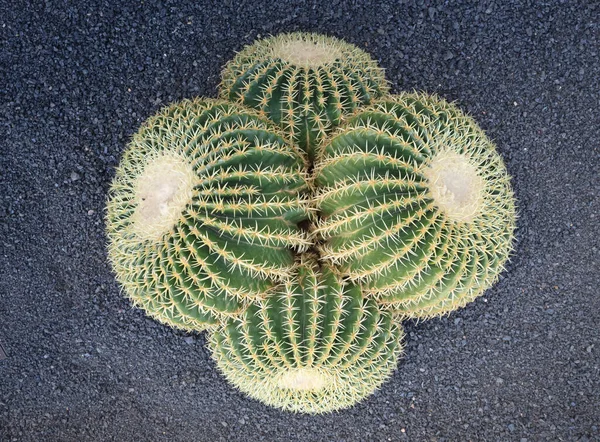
xmin=208 ymin=254 xmax=404 ymax=414
xmin=219 ymin=32 xmax=389 ymax=161
xmin=106 ymin=98 xmax=311 ymax=331
xmin=313 ymin=93 xmax=516 ymax=319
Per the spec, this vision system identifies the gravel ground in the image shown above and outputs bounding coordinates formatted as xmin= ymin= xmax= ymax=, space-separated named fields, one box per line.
xmin=1 ymin=1 xmax=599 ymax=441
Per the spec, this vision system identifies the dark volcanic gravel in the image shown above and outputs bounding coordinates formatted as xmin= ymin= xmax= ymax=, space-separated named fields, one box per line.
xmin=1 ymin=1 xmax=599 ymax=441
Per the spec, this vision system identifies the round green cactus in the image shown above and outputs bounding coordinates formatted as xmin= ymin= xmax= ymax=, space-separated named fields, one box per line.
xmin=219 ymin=32 xmax=389 ymax=160
xmin=106 ymin=98 xmax=311 ymax=331
xmin=313 ymin=93 xmax=516 ymax=319
xmin=208 ymin=254 xmax=404 ymax=414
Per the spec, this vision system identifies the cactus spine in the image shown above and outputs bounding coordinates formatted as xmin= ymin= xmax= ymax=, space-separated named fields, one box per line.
xmin=208 ymin=255 xmax=404 ymax=414
xmin=219 ymin=32 xmax=389 ymax=160
xmin=313 ymin=93 xmax=516 ymax=319
xmin=106 ymin=98 xmax=311 ymax=331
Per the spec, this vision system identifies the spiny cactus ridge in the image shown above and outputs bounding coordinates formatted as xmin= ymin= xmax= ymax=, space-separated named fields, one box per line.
xmin=220 ymin=32 xmax=389 ymax=160
xmin=208 ymin=254 xmax=405 ymax=414
xmin=314 ymin=93 xmax=516 ymax=319
xmin=106 ymin=98 xmax=311 ymax=331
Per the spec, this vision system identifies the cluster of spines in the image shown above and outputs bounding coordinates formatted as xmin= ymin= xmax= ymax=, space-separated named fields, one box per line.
xmin=208 ymin=254 xmax=404 ymax=414
xmin=106 ymin=98 xmax=312 ymax=331
xmin=313 ymin=93 xmax=516 ymax=319
xmin=220 ymin=32 xmax=389 ymax=159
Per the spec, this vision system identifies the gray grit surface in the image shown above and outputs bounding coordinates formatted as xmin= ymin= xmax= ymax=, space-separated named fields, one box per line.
xmin=1 ymin=1 xmax=599 ymax=441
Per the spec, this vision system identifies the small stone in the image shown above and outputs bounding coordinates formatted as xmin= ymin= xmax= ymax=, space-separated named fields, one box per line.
xmin=183 ymin=336 xmax=195 ymax=345
xmin=87 ymin=210 xmax=95 ymax=216
xmin=220 ymin=421 xmax=227 ymax=427
xmin=444 ymin=51 xmax=455 ymax=61
xmin=70 ymin=172 xmax=80 ymax=181
xmin=496 ymin=377 xmax=504 ymax=385
xmin=508 ymin=423 xmax=515 ymax=432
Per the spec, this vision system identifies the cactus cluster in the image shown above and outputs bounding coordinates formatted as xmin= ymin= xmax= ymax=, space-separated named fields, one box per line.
xmin=106 ymin=32 xmax=516 ymax=414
